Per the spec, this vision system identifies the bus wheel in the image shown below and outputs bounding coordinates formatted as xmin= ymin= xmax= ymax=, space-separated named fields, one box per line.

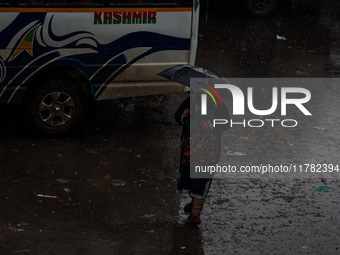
xmin=245 ymin=0 xmax=280 ymax=17
xmin=26 ymin=80 xmax=85 ymax=136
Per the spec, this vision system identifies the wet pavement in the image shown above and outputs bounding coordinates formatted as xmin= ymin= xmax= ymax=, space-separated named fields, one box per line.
xmin=1 ymin=1 xmax=340 ymax=254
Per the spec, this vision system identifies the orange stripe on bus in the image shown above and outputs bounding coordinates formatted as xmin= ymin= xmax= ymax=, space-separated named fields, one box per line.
xmin=0 ymin=7 xmax=192 ymax=13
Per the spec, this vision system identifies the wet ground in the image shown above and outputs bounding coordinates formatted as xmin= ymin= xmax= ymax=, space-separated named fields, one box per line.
xmin=1 ymin=1 xmax=340 ymax=254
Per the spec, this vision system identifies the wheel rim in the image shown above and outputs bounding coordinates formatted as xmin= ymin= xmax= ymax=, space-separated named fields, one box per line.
xmin=253 ymin=0 xmax=272 ymax=11
xmin=38 ymin=91 xmax=75 ymax=127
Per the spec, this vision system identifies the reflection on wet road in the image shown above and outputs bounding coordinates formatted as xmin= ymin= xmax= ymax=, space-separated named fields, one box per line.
xmin=1 ymin=0 xmax=340 ymax=254
xmin=198 ymin=0 xmax=340 ymax=78
xmin=195 ymin=1 xmax=340 ymax=254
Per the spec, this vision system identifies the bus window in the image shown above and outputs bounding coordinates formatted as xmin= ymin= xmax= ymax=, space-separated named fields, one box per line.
xmin=108 ymin=1 xmax=192 ymax=7
xmin=0 ymin=0 xmax=198 ymax=135
xmin=16 ymin=0 xmax=104 ymax=7
xmin=15 ymin=1 xmax=40 ymax=6
xmin=42 ymin=0 xmax=103 ymax=5
xmin=0 ymin=1 xmax=10 ymax=6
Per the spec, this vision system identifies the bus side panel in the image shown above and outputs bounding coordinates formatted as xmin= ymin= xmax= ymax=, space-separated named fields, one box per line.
xmin=0 ymin=8 xmax=192 ymax=103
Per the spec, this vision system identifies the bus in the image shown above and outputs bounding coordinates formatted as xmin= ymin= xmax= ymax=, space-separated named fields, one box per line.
xmin=0 ymin=0 xmax=199 ymax=135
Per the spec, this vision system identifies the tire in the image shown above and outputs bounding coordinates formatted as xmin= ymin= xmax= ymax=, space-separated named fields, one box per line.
xmin=245 ymin=0 xmax=280 ymax=17
xmin=26 ymin=80 xmax=85 ymax=136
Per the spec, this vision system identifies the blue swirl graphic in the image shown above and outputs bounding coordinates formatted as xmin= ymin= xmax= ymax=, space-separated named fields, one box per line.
xmin=0 ymin=58 xmax=6 ymax=83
